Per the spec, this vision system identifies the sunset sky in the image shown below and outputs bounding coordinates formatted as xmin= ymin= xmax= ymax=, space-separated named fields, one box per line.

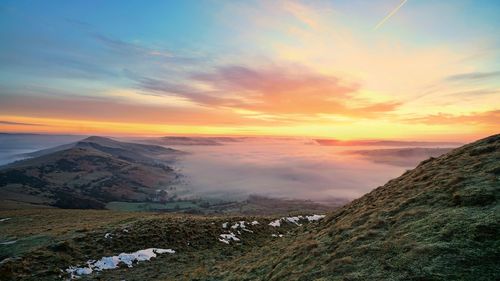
xmin=0 ymin=0 xmax=499 ymax=140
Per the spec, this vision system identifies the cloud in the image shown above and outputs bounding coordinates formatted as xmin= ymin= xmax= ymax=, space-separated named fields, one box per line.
xmin=0 ymin=93 xmax=290 ymax=127
xmin=91 ymin=33 xmax=196 ymax=63
xmin=65 ymin=17 xmax=199 ymax=64
xmin=124 ymin=69 xmax=242 ymax=107
xmin=445 ymin=71 xmax=500 ymax=81
xmin=447 ymin=89 xmax=499 ymax=98
xmin=404 ymin=110 xmax=500 ymax=126
xmin=131 ymin=63 xmax=400 ymax=118
xmin=192 ymin=64 xmax=400 ymax=116
xmin=282 ymin=0 xmax=320 ymax=29
xmin=0 ymin=120 xmax=44 ymax=126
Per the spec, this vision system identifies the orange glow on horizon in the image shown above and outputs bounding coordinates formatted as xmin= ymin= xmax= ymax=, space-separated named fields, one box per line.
xmin=0 ymin=115 xmax=496 ymax=142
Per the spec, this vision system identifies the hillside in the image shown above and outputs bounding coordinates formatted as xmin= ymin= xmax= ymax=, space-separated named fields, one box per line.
xmin=0 ymin=137 xmax=182 ymax=209
xmin=208 ymin=133 xmax=499 ymax=280
xmin=0 ymin=134 xmax=498 ymax=281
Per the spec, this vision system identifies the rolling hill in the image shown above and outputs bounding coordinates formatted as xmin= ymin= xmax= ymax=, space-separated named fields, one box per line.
xmin=0 ymin=136 xmax=183 ymax=209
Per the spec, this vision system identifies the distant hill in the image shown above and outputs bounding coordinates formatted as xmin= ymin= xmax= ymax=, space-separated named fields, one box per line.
xmin=140 ymin=136 xmax=243 ymax=146
xmin=0 ymin=136 xmax=182 ymax=209
xmin=348 ymin=147 xmax=454 ymax=167
xmin=24 ymin=136 xmax=181 ymax=161
xmin=315 ymin=138 xmax=462 ymax=147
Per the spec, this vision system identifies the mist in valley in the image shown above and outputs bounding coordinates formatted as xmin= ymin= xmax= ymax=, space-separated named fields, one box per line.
xmin=0 ymin=134 xmax=458 ymax=204
xmin=164 ymin=138 xmax=456 ymax=203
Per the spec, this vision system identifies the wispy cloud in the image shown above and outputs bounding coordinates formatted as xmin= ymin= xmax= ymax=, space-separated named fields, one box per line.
xmin=447 ymin=89 xmax=499 ymax=98
xmin=404 ymin=110 xmax=500 ymax=126
xmin=0 ymin=120 xmax=44 ymax=126
xmin=130 ymin=63 xmax=400 ymax=117
xmin=445 ymin=71 xmax=500 ymax=81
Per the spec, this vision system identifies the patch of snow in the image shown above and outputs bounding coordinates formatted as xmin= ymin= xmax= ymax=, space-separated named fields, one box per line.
xmin=285 ymin=216 xmax=303 ymax=226
xmin=154 ymin=248 xmax=175 ymax=254
xmin=122 ymin=229 xmax=129 ymax=233
xmin=0 ymin=218 xmax=11 ymax=222
xmin=218 ymin=238 xmax=229 ymax=244
xmin=104 ymin=233 xmax=112 ymax=239
xmin=93 ymin=256 xmax=119 ymax=270
xmin=66 ymin=266 xmax=93 ymax=278
xmin=231 ymin=221 xmax=247 ymax=230
xmin=251 ymin=220 xmax=259 ymax=225
xmin=0 ymin=240 xmax=17 ymax=245
xmin=219 ymin=232 xmax=240 ymax=244
xmin=65 ymin=248 xmax=174 ymax=279
xmin=269 ymin=214 xmax=325 ymax=227
xmin=222 ymin=222 xmax=228 ymax=228
xmin=269 ymin=219 xmax=281 ymax=227
xmin=306 ymin=215 xmax=326 ymax=222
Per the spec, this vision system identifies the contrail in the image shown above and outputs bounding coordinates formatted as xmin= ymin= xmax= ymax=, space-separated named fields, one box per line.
xmin=374 ymin=0 xmax=408 ymax=30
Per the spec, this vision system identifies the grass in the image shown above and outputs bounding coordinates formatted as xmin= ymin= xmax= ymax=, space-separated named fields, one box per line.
xmin=105 ymin=201 xmax=201 ymax=212
xmin=0 ymin=208 xmax=313 ymax=280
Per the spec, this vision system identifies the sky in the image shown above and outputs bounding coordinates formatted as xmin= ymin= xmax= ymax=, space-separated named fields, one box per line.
xmin=0 ymin=0 xmax=499 ymax=140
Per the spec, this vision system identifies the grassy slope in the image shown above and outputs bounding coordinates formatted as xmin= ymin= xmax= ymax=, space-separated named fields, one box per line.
xmin=204 ymin=134 xmax=500 ymax=281
xmin=0 ymin=209 xmax=317 ymax=281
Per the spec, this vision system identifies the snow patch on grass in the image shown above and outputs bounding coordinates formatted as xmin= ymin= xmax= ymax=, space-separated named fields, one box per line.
xmin=285 ymin=216 xmax=302 ymax=226
xmin=231 ymin=221 xmax=247 ymax=230
xmin=269 ymin=214 xmax=325 ymax=227
xmin=65 ymin=248 xmax=175 ymax=279
xmin=269 ymin=219 xmax=281 ymax=227
xmin=306 ymin=214 xmax=326 ymax=221
xmin=218 ymin=232 xmax=240 ymax=244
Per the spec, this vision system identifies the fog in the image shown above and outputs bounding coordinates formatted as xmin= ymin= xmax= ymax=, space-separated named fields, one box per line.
xmin=0 ymin=134 xmax=85 ymax=166
xmin=168 ymin=138 xmax=424 ymax=203
xmin=0 ymin=135 xmax=456 ymax=203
